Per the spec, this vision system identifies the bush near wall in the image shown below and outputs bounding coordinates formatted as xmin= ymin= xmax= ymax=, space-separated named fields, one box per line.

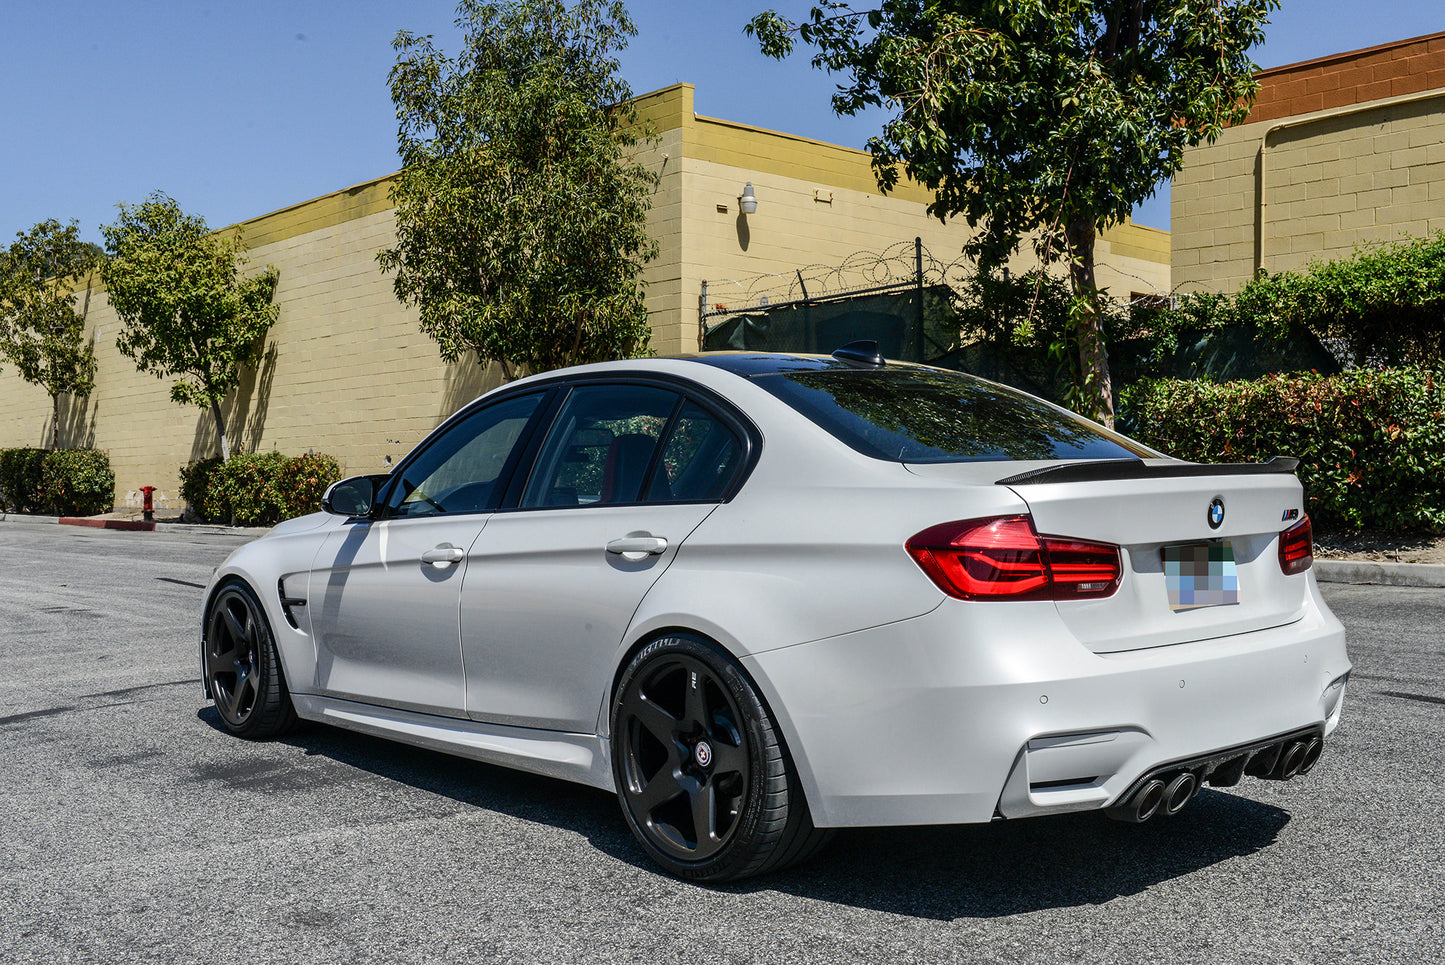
xmin=181 ymin=452 xmax=341 ymax=527
xmin=1121 ymin=367 xmax=1445 ymax=533
xmin=0 ymin=448 xmax=115 ymax=516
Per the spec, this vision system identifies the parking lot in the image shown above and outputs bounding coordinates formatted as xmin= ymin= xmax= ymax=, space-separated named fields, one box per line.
xmin=1 ymin=523 xmax=1441 ymax=964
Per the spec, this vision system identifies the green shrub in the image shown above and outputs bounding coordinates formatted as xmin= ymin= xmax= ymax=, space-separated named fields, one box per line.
xmin=181 ymin=451 xmax=341 ymax=526
xmin=179 ymin=457 xmax=223 ymax=522
xmin=1121 ymin=367 xmax=1445 ymax=532
xmin=0 ymin=448 xmax=114 ymax=515
xmin=41 ymin=449 xmax=116 ymax=516
xmin=0 ymin=447 xmax=50 ymax=513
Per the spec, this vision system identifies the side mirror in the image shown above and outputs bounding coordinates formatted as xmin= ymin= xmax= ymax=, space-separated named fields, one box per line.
xmin=322 ymin=475 xmax=385 ymax=518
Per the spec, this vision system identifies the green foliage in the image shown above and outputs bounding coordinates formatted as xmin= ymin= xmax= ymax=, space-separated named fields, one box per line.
xmin=0 ymin=448 xmax=50 ymax=513
xmin=40 ymin=449 xmax=116 ymax=516
xmin=181 ymin=452 xmax=342 ymax=526
xmin=747 ymin=1 xmax=1276 ymax=422
xmin=0 ymin=447 xmax=113 ymax=516
xmin=100 ymin=192 xmax=279 ymax=459
xmin=1122 ymin=368 xmax=1445 ymax=532
xmin=1181 ymin=232 xmax=1445 ymax=367
xmin=381 ymin=0 xmax=659 ymax=379
xmin=0 ymin=220 xmax=100 ymax=448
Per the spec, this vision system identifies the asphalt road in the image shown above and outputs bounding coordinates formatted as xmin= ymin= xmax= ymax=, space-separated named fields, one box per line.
xmin=1 ymin=523 xmax=1441 ymax=964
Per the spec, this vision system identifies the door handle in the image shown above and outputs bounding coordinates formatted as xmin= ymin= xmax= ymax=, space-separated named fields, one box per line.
xmin=606 ymin=536 xmax=668 ymax=560
xmin=420 ymin=544 xmax=465 ymax=567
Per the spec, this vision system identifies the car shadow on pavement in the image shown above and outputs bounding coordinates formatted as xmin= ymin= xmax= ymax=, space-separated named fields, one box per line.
xmin=200 ymin=708 xmax=1291 ymax=920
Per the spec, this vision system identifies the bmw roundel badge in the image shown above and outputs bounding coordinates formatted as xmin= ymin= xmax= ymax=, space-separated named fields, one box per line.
xmin=1208 ymin=497 xmax=1225 ymax=530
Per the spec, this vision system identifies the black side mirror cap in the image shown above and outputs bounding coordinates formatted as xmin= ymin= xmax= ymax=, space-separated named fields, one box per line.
xmin=322 ymin=475 xmax=387 ymax=518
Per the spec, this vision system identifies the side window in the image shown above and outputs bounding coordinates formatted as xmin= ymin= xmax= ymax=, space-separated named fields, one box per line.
xmin=647 ymin=401 xmax=744 ymax=501
xmin=383 ymin=393 xmax=542 ymax=519
xmin=522 ymin=384 xmax=679 ymax=508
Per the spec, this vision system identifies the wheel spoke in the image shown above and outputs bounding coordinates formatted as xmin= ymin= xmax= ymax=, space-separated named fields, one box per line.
xmin=205 ymin=640 xmax=237 ymax=678
xmin=635 ymin=771 xmax=685 ymax=813
xmin=683 ymin=668 xmax=708 ymax=727
xmin=709 ymin=738 xmax=746 ymax=778
xmin=690 ymin=782 xmax=718 ymax=846
xmin=221 ymin=605 xmax=247 ymax=649
xmin=630 ymin=695 xmax=680 ymax=745
xmin=213 ymin=678 xmax=240 ymax=719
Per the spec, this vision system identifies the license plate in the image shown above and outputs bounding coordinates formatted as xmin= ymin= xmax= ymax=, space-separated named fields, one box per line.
xmin=1163 ymin=542 xmax=1239 ymax=612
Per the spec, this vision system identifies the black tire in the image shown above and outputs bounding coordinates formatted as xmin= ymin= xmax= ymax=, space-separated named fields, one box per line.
xmin=203 ymin=579 xmax=298 ymax=739
xmin=610 ymin=633 xmax=832 ymax=882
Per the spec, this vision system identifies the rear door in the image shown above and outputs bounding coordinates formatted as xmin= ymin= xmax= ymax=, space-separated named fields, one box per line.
xmin=460 ymin=382 xmax=748 ymax=732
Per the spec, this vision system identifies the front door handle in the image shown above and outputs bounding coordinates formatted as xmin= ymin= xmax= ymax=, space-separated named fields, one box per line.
xmin=606 ymin=536 xmax=668 ymax=561
xmin=420 ymin=544 xmax=465 ymax=567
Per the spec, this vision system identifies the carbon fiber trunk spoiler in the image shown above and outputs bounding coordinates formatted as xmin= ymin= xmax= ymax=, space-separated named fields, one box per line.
xmin=997 ymin=457 xmax=1300 ymax=486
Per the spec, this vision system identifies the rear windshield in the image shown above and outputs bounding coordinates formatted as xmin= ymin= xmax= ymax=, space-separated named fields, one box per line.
xmin=752 ymin=367 xmax=1155 ymax=463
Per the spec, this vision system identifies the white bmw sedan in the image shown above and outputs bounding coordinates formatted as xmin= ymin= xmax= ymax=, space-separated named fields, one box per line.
xmin=200 ymin=346 xmax=1350 ymax=882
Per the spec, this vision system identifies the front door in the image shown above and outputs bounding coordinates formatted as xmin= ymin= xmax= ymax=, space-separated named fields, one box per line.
xmin=308 ymin=391 xmax=546 ymax=717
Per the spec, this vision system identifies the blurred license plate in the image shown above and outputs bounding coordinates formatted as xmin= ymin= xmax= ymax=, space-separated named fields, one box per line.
xmin=1163 ymin=542 xmax=1239 ymax=612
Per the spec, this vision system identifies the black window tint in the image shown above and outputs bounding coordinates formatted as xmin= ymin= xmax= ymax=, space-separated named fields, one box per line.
xmin=647 ymin=401 xmax=743 ymax=501
xmin=384 ymin=393 xmax=542 ymax=518
xmin=522 ymin=384 xmax=679 ymax=508
xmin=753 ymin=368 xmax=1154 ymax=463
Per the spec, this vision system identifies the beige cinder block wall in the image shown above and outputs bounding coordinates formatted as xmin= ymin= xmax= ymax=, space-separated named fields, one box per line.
xmin=1173 ymin=31 xmax=1445 ymax=295
xmin=0 ymin=83 xmax=1168 ymax=509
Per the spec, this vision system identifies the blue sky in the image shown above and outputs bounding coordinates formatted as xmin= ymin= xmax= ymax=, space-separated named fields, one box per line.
xmin=1 ymin=1 xmax=1440 ymax=245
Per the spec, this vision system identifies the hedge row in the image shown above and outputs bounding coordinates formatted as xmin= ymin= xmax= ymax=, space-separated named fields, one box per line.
xmin=181 ymin=451 xmax=341 ymax=527
xmin=1121 ymin=367 xmax=1445 ymax=532
xmin=0 ymin=448 xmax=115 ymax=516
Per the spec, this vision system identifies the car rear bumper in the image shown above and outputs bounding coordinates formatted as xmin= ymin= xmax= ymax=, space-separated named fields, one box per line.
xmin=743 ymin=577 xmax=1349 ymax=828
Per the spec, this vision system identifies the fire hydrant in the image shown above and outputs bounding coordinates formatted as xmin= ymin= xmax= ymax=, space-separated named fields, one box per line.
xmin=140 ymin=486 xmax=155 ymax=522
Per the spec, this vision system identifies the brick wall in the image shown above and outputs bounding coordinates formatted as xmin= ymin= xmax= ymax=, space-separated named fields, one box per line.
xmin=1173 ymin=33 xmax=1445 ymax=296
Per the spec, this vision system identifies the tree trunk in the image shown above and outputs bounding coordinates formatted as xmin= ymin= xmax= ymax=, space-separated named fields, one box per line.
xmin=1064 ymin=218 xmax=1115 ymax=429
xmin=51 ymin=394 xmax=60 ymax=450
xmin=210 ymin=399 xmax=231 ymax=460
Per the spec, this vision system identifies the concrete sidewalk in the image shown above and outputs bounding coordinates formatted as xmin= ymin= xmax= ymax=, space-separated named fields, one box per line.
xmin=1 ymin=511 xmax=270 ymax=538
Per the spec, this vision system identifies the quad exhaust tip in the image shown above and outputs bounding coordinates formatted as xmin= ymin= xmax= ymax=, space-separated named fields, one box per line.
xmin=1107 ymin=735 xmax=1324 ymax=823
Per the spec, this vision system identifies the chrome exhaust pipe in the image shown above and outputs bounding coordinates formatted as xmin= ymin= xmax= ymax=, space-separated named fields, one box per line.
xmin=1107 ymin=778 xmax=1166 ymax=823
xmin=1276 ymin=740 xmax=1309 ymax=780
xmin=1298 ymin=738 xmax=1323 ymax=775
xmin=1161 ymin=771 xmax=1198 ymax=816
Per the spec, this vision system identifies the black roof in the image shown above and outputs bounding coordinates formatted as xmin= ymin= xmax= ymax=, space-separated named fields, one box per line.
xmin=682 ymin=351 xmax=925 ymax=378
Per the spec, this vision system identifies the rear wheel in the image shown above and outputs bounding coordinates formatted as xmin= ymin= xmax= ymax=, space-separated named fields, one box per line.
xmin=611 ymin=634 xmax=830 ymax=881
xmin=204 ymin=579 xmax=297 ymax=739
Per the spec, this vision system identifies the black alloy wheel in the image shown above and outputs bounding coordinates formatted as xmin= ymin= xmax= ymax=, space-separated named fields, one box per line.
xmin=204 ymin=580 xmax=297 ymax=739
xmin=611 ymin=634 xmax=831 ymax=882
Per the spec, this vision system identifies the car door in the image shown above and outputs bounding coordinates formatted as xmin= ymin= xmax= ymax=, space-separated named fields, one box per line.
xmin=308 ymin=391 xmax=547 ymax=718
xmin=459 ymin=381 xmax=750 ymax=732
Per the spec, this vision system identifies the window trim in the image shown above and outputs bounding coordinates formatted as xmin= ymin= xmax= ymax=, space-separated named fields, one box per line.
xmin=488 ymin=372 xmax=762 ymax=513
xmin=373 ymin=387 xmax=557 ymax=521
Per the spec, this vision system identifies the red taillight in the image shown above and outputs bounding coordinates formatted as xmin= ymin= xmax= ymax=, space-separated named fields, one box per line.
xmin=906 ymin=515 xmax=1121 ymax=601
xmin=1279 ymin=514 xmax=1313 ymax=575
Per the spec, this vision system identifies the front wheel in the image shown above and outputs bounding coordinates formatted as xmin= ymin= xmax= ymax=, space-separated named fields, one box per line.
xmin=610 ymin=634 xmax=830 ymax=881
xmin=203 ymin=579 xmax=297 ymax=739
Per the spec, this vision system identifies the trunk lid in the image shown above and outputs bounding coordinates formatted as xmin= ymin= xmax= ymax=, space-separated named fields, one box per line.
xmin=905 ymin=459 xmax=1310 ymax=653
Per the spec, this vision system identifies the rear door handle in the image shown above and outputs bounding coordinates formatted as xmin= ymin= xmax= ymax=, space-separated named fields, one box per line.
xmin=606 ymin=536 xmax=668 ymax=560
xmin=420 ymin=544 xmax=465 ymax=567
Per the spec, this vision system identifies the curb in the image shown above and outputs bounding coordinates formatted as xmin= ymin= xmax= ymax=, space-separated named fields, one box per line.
xmin=60 ymin=516 xmax=155 ymax=532
xmin=1313 ymin=559 xmax=1445 ymax=588
xmin=2 ymin=512 xmax=268 ymax=538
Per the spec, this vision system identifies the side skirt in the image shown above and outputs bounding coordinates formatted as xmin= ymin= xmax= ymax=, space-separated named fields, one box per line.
xmin=292 ymin=694 xmax=615 ymax=792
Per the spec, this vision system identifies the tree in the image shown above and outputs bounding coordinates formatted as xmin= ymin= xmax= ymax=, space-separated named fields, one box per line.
xmin=0 ymin=220 xmax=101 ymax=449
xmin=380 ymin=0 xmax=659 ymax=381
xmin=100 ymin=193 xmax=279 ymax=460
xmin=747 ymin=1 xmax=1275 ymax=425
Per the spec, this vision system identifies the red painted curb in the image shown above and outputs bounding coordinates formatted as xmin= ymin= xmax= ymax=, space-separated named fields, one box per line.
xmin=59 ymin=517 xmax=156 ymax=532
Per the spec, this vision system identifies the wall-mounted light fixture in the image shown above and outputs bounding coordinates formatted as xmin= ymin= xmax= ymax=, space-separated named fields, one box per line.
xmin=739 ymin=182 xmax=758 ymax=215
